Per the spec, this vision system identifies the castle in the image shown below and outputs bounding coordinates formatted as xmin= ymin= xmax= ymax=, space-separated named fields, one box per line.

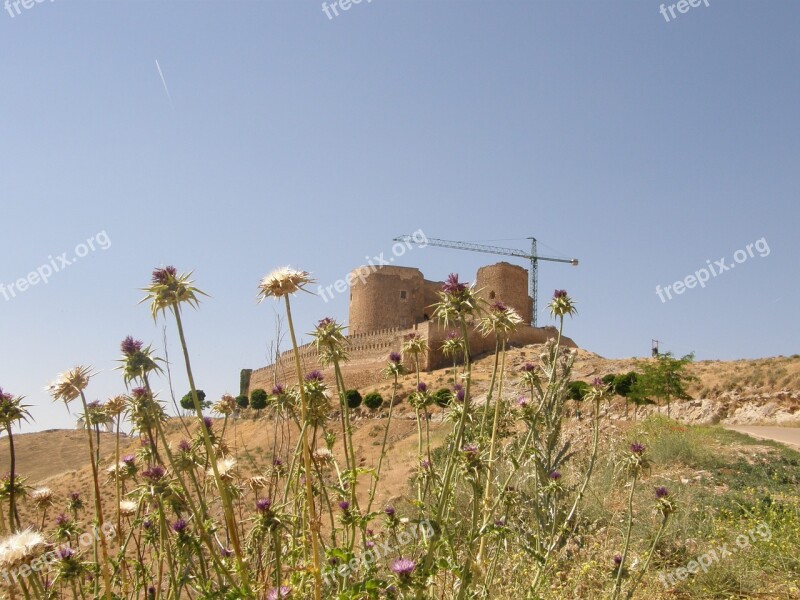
xmin=245 ymin=262 xmax=577 ymax=394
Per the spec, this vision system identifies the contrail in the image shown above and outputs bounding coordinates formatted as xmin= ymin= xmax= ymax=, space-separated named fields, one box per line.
xmin=155 ymin=59 xmax=174 ymax=108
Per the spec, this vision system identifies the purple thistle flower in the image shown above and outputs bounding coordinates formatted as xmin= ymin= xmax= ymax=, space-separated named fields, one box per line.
xmin=592 ymin=377 xmax=603 ymax=387
xmin=445 ymin=330 xmax=459 ymax=340
xmin=171 ymin=519 xmax=188 ymax=534
xmin=462 ymin=443 xmax=479 ymax=459
xmin=272 ymin=457 xmax=283 ymax=467
xmin=131 ymin=387 xmax=148 ymax=399
xmin=630 ymin=442 xmax=646 ymax=456
xmin=517 ymin=396 xmax=529 ymax=408
xmin=389 ymin=352 xmax=402 ymax=364
xmin=338 ymin=500 xmax=350 ymax=512
xmin=256 ymin=498 xmax=272 ymax=513
xmin=56 ymin=547 xmax=75 ymax=560
xmin=151 ymin=266 xmax=177 ymax=284
xmin=442 ymin=273 xmax=467 ymax=295
xmin=391 ymin=558 xmax=416 ymax=578
xmin=549 ymin=470 xmax=562 ymax=481
xmin=202 ymin=416 xmax=213 ymax=430
xmin=491 ymin=300 xmax=508 ymax=312
xmin=453 ymin=383 xmax=463 ymax=392
xmin=365 ymin=540 xmax=375 ymax=549
xmin=455 ymin=389 xmax=466 ymax=402
xmin=143 ymin=519 xmax=153 ymax=530
xmin=68 ymin=492 xmax=80 ymax=502
xmin=417 ymin=382 xmax=428 ymax=393
xmin=120 ymin=336 xmax=143 ymax=356
xmin=55 ymin=513 xmax=69 ymax=526
xmin=142 ymin=465 xmax=166 ymax=483
xmin=266 ymin=586 xmax=292 ymax=600
xmin=613 ymin=554 xmax=622 ymax=566
xmin=384 ymin=506 xmax=396 ymax=517
xmin=121 ymin=454 xmax=136 ymax=466
xmin=655 ymin=486 xmax=669 ymax=499
xmin=304 ymin=370 xmax=324 ymax=382
xmin=553 ymin=289 xmax=568 ymax=299
xmin=177 ymin=440 xmax=191 ymax=453
xmin=522 ymin=363 xmax=536 ymax=372
xmin=271 ymin=384 xmax=285 ymax=395
xmin=420 ymin=459 xmax=431 ymax=470
xmin=317 ymin=317 xmax=334 ymax=328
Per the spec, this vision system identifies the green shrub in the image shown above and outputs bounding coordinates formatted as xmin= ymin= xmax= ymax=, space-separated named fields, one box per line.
xmin=566 ymin=380 xmax=590 ymax=401
xmin=250 ymin=388 xmax=268 ymax=411
xmin=180 ymin=390 xmax=207 ymax=411
xmin=363 ymin=392 xmax=383 ymax=410
xmin=344 ymin=389 xmax=362 ymax=409
xmin=614 ymin=372 xmax=638 ymax=397
xmin=434 ymin=388 xmax=452 ymax=407
xmin=236 ymin=395 xmax=249 ymax=409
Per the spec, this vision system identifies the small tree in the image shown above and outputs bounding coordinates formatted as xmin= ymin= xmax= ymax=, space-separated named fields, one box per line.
xmin=566 ymin=380 xmax=591 ymax=402
xmin=363 ymin=392 xmax=384 ymax=411
xmin=344 ymin=389 xmax=362 ymax=410
xmin=250 ymin=389 xmax=268 ymax=414
xmin=236 ymin=395 xmax=249 ymax=409
xmin=631 ymin=352 xmax=696 ymax=417
xmin=180 ymin=390 xmax=207 ymax=412
xmin=613 ymin=371 xmax=638 ymax=418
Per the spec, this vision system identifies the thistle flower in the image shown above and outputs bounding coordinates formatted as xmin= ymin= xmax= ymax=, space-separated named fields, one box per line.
xmin=210 ymin=457 xmax=237 ymax=481
xmin=212 ymin=394 xmax=237 ymax=416
xmin=141 ymin=266 xmax=207 ymax=320
xmin=257 ymin=267 xmax=314 ymax=301
xmin=630 ymin=443 xmax=646 ymax=456
xmin=312 ymin=447 xmax=334 ymax=464
xmin=338 ymin=500 xmax=350 ymax=512
xmin=30 ymin=487 xmax=54 ymax=509
xmin=312 ymin=318 xmax=349 ymax=365
xmin=0 ymin=529 xmax=46 ymax=569
xmin=548 ymin=289 xmax=577 ymax=318
xmin=304 ymin=370 xmax=324 ymax=383
xmin=462 ymin=443 xmax=479 ymax=460
xmin=389 ymin=352 xmax=402 ymax=364
xmin=655 ymin=486 xmax=669 ymax=499
xmin=177 ymin=440 xmax=192 ymax=453
xmin=256 ymin=498 xmax=273 ymax=514
xmin=119 ymin=500 xmax=138 ymax=517
xmin=390 ymin=557 xmax=416 ymax=578
xmin=266 ymin=586 xmax=292 ymax=600
xmin=433 ymin=273 xmax=483 ymax=325
xmin=549 ymin=470 xmax=562 ymax=481
xmin=479 ymin=302 xmax=523 ymax=339
xmin=47 ymin=366 xmax=94 ymax=405
xmin=104 ymin=394 xmax=127 ymax=417
xmin=120 ymin=336 xmax=143 ymax=356
xmin=67 ymin=492 xmax=83 ymax=512
xmin=141 ymin=466 xmax=166 ymax=483
xmin=171 ymin=519 xmax=188 ymax=534
xmin=417 ymin=382 xmax=428 ymax=393
xmin=384 ymin=506 xmax=396 ymax=517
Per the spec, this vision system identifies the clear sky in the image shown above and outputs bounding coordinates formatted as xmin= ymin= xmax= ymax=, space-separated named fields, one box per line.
xmin=1 ymin=0 xmax=798 ymax=432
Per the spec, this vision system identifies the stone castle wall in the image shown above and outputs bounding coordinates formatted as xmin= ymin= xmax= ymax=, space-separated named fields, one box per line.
xmin=246 ymin=262 xmax=575 ymax=395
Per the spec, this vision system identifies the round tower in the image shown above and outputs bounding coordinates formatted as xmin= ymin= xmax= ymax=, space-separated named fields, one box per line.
xmin=475 ymin=262 xmax=532 ymax=324
xmin=348 ymin=266 xmax=426 ymax=334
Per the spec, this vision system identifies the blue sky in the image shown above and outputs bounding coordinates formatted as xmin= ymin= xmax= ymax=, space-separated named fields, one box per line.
xmin=1 ymin=0 xmax=798 ymax=432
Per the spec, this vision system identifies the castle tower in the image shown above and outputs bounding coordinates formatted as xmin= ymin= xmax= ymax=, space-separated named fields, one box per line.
xmin=348 ymin=265 xmax=427 ymax=334
xmin=475 ymin=262 xmax=533 ymax=324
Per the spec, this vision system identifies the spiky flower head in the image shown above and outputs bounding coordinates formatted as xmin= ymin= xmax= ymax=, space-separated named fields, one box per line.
xmin=630 ymin=442 xmax=646 ymax=456
xmin=304 ymin=370 xmax=324 ymax=383
xmin=402 ymin=333 xmax=427 ymax=358
xmin=0 ymin=529 xmax=46 ymax=569
xmin=548 ymin=289 xmax=577 ymax=319
xmin=212 ymin=394 xmax=237 ymax=416
xmin=119 ymin=500 xmax=138 ymax=517
xmin=256 ymin=497 xmax=273 ymax=513
xmin=117 ymin=336 xmax=163 ymax=385
xmin=441 ymin=331 xmax=466 ymax=359
xmin=104 ymin=394 xmax=127 ymax=417
xmin=141 ymin=266 xmax=207 ymax=320
xmin=655 ymin=486 xmax=669 ymax=499
xmin=266 ymin=586 xmax=292 ymax=600
xmin=384 ymin=352 xmax=408 ymax=378
xmin=390 ymin=557 xmax=416 ymax=578
xmin=313 ymin=317 xmax=349 ymax=365
xmin=433 ymin=273 xmax=482 ymax=325
xmin=47 ymin=366 xmax=94 ymax=405
xmin=210 ymin=457 xmax=238 ymax=482
xmin=30 ymin=487 xmax=54 ymax=509
xmin=389 ymin=352 xmax=402 ymax=364
xmin=479 ymin=301 xmax=523 ymax=339
xmin=257 ymin=267 xmax=314 ymax=301
xmin=0 ymin=389 xmax=31 ymax=431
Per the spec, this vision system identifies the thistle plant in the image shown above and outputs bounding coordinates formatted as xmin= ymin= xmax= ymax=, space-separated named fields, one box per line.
xmin=142 ymin=267 xmax=251 ymax=593
xmin=47 ymin=366 xmax=113 ymax=599
xmin=0 ymin=388 xmax=31 ymax=530
xmin=441 ymin=330 xmax=466 ymax=386
xmin=258 ymin=266 xmax=322 ymax=600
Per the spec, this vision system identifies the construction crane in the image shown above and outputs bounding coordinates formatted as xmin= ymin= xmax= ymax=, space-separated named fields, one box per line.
xmin=393 ymin=235 xmax=579 ymax=327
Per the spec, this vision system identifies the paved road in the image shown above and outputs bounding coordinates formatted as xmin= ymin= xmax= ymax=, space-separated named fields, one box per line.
xmin=725 ymin=425 xmax=800 ymax=448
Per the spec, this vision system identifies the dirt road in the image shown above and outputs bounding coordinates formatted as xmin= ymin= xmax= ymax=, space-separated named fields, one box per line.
xmin=725 ymin=425 xmax=800 ymax=449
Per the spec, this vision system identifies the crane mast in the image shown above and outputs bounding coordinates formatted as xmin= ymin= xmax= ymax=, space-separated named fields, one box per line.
xmin=393 ymin=235 xmax=578 ymax=327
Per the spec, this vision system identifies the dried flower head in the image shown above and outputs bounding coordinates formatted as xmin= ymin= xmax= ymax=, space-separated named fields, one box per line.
xmin=257 ymin=267 xmax=314 ymax=301
xmin=119 ymin=500 xmax=138 ymax=517
xmin=30 ymin=487 xmax=54 ymax=509
xmin=47 ymin=366 xmax=94 ymax=405
xmin=0 ymin=529 xmax=46 ymax=569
